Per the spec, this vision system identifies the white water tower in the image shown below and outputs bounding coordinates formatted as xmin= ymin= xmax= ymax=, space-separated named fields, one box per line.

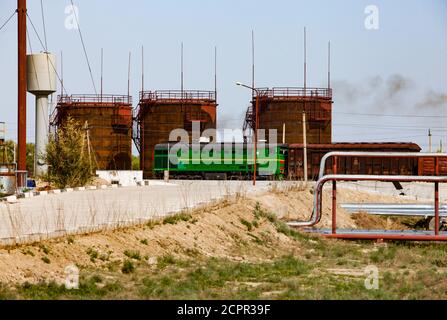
xmin=27 ymin=52 xmax=57 ymax=177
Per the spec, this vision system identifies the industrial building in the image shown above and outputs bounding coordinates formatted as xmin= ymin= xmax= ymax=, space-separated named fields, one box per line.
xmin=134 ymin=90 xmax=218 ymax=178
xmin=51 ymin=94 xmax=133 ymax=170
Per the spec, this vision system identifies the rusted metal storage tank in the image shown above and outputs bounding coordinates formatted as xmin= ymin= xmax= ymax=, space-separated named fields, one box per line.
xmin=51 ymin=94 xmax=133 ymax=170
xmin=244 ymin=87 xmax=332 ymax=144
xmin=134 ymin=90 xmax=217 ymax=178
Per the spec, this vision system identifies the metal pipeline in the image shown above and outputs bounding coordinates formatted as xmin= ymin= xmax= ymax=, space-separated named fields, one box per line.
xmin=288 ymin=173 xmax=447 ymax=228
xmin=318 ymin=152 xmax=447 ymax=180
xmin=288 ymin=152 xmax=447 ymax=228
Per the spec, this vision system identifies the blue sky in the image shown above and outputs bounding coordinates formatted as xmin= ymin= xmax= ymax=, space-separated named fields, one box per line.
xmin=0 ymin=0 xmax=446 ymax=151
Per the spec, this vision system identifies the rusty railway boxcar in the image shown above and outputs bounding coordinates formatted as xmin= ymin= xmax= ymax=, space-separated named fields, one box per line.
xmin=418 ymin=156 xmax=447 ymax=176
xmin=51 ymin=94 xmax=133 ymax=170
xmin=288 ymin=142 xmax=422 ymax=180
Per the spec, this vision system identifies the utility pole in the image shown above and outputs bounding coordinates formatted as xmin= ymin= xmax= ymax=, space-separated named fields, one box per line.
xmin=302 ymin=112 xmax=308 ymax=182
xmin=282 ymin=123 xmax=286 ymax=144
xmin=253 ymin=93 xmax=259 ymax=186
xmin=100 ymin=48 xmax=103 ymax=101
xmin=181 ymin=42 xmax=184 ymax=97
xmin=429 ymin=129 xmax=432 ymax=153
xmin=17 ymin=0 xmax=27 ymax=174
xmin=141 ymin=46 xmax=144 ymax=93
xmin=127 ymin=51 xmax=131 ymax=98
xmin=302 ymin=27 xmax=308 ymax=182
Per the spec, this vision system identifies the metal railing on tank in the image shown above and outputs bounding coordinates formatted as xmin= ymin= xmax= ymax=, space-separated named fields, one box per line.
xmin=256 ymin=87 xmax=332 ymax=99
xmin=57 ymin=94 xmax=133 ymax=105
xmin=139 ymin=90 xmax=216 ymax=103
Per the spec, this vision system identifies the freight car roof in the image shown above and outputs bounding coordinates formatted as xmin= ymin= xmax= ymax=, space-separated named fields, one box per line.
xmin=288 ymin=142 xmax=422 ymax=151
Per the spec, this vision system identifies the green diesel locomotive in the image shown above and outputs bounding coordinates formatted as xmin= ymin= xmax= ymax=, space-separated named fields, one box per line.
xmin=153 ymin=143 xmax=288 ymax=180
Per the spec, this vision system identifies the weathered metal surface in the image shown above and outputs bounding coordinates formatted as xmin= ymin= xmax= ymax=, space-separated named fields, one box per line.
xmin=52 ymin=94 xmax=133 ymax=170
xmin=317 ymin=151 xmax=445 ymax=180
xmin=244 ymin=87 xmax=333 ymax=145
xmin=135 ymin=90 xmax=217 ymax=179
xmin=308 ymin=229 xmax=447 ymax=241
xmin=288 ymin=143 xmax=421 ymax=180
xmin=341 ymin=203 xmax=447 ymax=217
xmin=290 ymin=173 xmax=447 ymax=241
xmin=17 ymin=0 xmax=27 ymax=174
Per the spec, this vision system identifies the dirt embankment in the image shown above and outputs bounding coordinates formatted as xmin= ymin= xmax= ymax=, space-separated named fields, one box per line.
xmin=0 ymin=185 xmax=410 ymax=284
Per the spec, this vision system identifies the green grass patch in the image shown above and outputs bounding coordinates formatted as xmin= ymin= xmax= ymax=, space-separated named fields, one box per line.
xmin=124 ymin=250 xmax=141 ymax=261
xmin=240 ymin=219 xmax=253 ymax=231
xmin=86 ymin=248 xmax=99 ymax=263
xmin=163 ymin=213 xmax=193 ymax=225
xmin=121 ymin=260 xmax=136 ymax=274
xmin=41 ymin=256 xmax=50 ymax=264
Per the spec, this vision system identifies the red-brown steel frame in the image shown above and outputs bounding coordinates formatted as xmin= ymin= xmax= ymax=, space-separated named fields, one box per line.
xmin=314 ymin=174 xmax=447 ymax=241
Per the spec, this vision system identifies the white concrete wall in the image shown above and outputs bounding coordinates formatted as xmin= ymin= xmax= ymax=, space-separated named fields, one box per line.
xmin=96 ymin=170 xmax=143 ymax=187
xmin=0 ymin=181 xmax=276 ymax=245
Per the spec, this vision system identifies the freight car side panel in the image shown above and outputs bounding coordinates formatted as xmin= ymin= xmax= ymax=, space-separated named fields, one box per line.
xmin=418 ymin=157 xmax=447 ymax=176
xmin=288 ymin=143 xmax=421 ymax=180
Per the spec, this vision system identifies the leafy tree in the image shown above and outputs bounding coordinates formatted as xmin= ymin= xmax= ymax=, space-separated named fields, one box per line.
xmin=0 ymin=140 xmax=15 ymax=163
xmin=132 ymin=155 xmax=140 ymax=171
xmin=26 ymin=143 xmax=35 ymax=177
xmin=43 ymin=117 xmax=96 ymax=188
xmin=0 ymin=141 xmax=34 ymax=177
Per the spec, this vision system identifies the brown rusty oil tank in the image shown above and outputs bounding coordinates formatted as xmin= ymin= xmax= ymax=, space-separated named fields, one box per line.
xmin=244 ymin=87 xmax=332 ymax=144
xmin=51 ymin=95 xmax=133 ymax=170
xmin=134 ymin=90 xmax=217 ymax=178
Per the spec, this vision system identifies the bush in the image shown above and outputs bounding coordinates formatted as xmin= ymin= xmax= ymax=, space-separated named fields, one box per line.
xmin=122 ymin=260 xmax=135 ymax=274
xmin=43 ymin=117 xmax=96 ymax=188
xmin=132 ymin=155 xmax=140 ymax=171
xmin=163 ymin=213 xmax=192 ymax=225
xmin=240 ymin=219 xmax=253 ymax=231
xmin=41 ymin=256 xmax=51 ymax=264
xmin=124 ymin=250 xmax=141 ymax=260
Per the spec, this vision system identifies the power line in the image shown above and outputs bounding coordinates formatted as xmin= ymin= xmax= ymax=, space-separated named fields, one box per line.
xmin=26 ymin=13 xmax=68 ymax=95
xmin=70 ymin=0 xmax=98 ymax=95
xmin=0 ymin=11 xmax=16 ymax=32
xmin=333 ymin=123 xmax=447 ymax=130
xmin=334 ymin=111 xmax=447 ymax=119
xmin=26 ymin=13 xmax=46 ymax=51
xmin=40 ymin=0 xmax=48 ymax=52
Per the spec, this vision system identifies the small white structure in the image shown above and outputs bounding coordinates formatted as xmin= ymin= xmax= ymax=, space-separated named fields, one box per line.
xmin=27 ymin=52 xmax=57 ymax=177
xmin=96 ymin=170 xmax=143 ymax=187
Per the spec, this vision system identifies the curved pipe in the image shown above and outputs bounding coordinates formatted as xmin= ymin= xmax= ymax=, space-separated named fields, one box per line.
xmin=289 ymin=151 xmax=447 ymax=228
xmin=288 ymin=174 xmax=447 ymax=228
xmin=318 ymin=152 xmax=447 ymax=180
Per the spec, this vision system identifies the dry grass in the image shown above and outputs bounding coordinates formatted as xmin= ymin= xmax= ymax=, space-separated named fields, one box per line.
xmin=0 ymin=185 xmax=444 ymax=300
